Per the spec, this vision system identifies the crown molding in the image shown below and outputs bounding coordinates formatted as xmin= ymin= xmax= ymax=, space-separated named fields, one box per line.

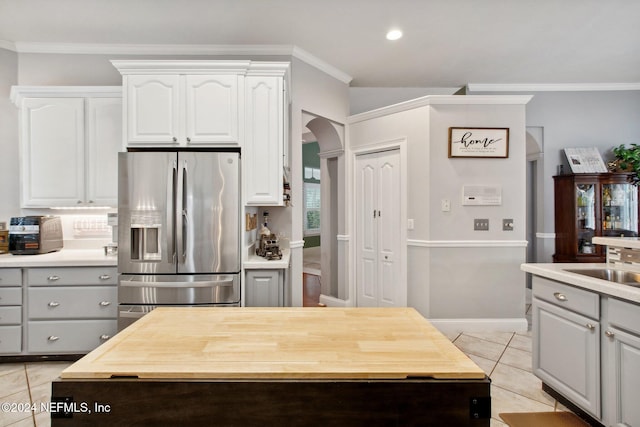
xmin=348 ymin=95 xmax=533 ymax=124
xmin=10 ymin=86 xmax=122 ymax=106
xmin=5 ymin=42 xmax=351 ymax=84
xmin=467 ymin=83 xmax=640 ymax=92
xmin=0 ymin=40 xmax=16 ymax=51
xmin=111 ymin=60 xmax=289 ymax=76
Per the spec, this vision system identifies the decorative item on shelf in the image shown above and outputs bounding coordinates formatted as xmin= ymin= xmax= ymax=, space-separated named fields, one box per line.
xmin=611 ymin=143 xmax=640 ymax=185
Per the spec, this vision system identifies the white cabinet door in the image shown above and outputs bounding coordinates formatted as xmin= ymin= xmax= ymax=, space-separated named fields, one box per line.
xmin=533 ymin=297 xmax=601 ymax=418
xmin=244 ymin=76 xmax=284 ymax=205
xmin=21 ymin=98 xmax=85 ymax=207
xmin=126 ymin=75 xmax=180 ymax=145
xmin=355 ymin=149 xmax=402 ymax=308
xmin=185 ymin=74 xmax=240 ymax=145
xmin=86 ymin=98 xmax=122 ymax=206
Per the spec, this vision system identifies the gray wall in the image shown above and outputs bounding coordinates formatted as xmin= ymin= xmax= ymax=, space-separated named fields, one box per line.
xmin=0 ymin=48 xmax=19 ymax=222
xmin=348 ymin=98 xmax=528 ymax=328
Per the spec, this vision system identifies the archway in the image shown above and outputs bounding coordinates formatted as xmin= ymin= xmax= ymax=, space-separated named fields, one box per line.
xmin=301 ymin=113 xmax=346 ymax=303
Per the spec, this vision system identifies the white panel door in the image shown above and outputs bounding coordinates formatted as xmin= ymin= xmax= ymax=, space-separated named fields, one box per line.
xmin=86 ymin=98 xmax=122 ymax=206
xmin=21 ymin=98 xmax=85 ymax=207
xmin=185 ymin=75 xmax=240 ymax=145
xmin=126 ymin=75 xmax=180 ymax=145
xmin=355 ymin=149 xmax=401 ymax=307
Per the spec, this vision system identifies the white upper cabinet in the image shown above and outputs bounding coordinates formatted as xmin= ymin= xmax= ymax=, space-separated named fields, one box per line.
xmin=185 ymin=75 xmax=240 ymax=145
xmin=244 ymin=75 xmax=285 ymax=205
xmin=11 ymin=87 xmax=122 ymax=208
xmin=112 ymin=60 xmax=290 ymax=206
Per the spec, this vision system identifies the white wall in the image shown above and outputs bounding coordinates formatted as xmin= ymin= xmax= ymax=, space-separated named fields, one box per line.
xmin=348 ymin=96 xmax=529 ymax=331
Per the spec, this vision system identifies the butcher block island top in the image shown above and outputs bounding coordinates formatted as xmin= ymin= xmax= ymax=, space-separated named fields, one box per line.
xmin=60 ymin=307 xmax=484 ymax=381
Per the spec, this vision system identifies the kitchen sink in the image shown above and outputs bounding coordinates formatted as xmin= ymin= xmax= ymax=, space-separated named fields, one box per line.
xmin=564 ymin=268 xmax=640 ymax=287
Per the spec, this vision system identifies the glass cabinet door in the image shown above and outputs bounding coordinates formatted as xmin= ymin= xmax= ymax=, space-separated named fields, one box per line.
xmin=576 ymin=184 xmax=596 ymax=254
xmin=602 ymin=183 xmax=639 ymax=237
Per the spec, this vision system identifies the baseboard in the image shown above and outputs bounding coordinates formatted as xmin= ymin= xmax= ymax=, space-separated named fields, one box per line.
xmin=318 ymin=294 xmax=349 ymax=307
xmin=429 ymin=318 xmax=529 ymax=334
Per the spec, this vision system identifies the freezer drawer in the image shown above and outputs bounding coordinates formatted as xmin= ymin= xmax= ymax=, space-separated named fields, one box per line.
xmin=118 ymin=274 xmax=240 ymax=305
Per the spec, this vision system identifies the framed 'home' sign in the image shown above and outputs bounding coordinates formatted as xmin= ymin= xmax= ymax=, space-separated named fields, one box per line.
xmin=448 ymin=127 xmax=509 ymax=158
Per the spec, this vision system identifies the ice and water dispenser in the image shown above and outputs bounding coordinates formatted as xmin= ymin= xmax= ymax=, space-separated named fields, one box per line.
xmin=129 ymin=211 xmax=162 ymax=261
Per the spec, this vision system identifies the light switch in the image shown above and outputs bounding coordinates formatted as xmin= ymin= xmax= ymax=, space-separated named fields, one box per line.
xmin=407 ymin=219 xmax=414 ymax=230
xmin=474 ymin=219 xmax=489 ymax=231
xmin=441 ymin=199 xmax=451 ymax=212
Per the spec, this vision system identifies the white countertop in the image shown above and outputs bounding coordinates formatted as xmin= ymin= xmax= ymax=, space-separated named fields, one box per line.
xmin=244 ymin=248 xmax=290 ymax=269
xmin=521 ymin=262 xmax=640 ymax=304
xmin=592 ymin=236 xmax=640 ymax=249
xmin=0 ymin=249 xmax=117 ymax=268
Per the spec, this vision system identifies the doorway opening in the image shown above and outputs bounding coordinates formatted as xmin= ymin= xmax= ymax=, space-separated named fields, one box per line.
xmin=300 ymin=113 xmax=345 ymax=306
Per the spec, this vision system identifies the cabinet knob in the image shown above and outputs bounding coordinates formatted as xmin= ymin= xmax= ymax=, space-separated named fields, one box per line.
xmin=586 ymin=323 xmax=595 ymax=330
xmin=47 ymin=336 xmax=60 ymax=342
xmin=48 ymin=301 xmax=60 ymax=308
xmin=605 ymin=330 xmax=615 ymax=339
xmin=99 ymin=275 xmax=111 ymax=280
xmin=99 ymin=301 xmax=111 ymax=307
xmin=89 ymin=200 xmax=94 ymax=204
xmin=553 ymin=292 xmax=567 ymax=302
xmin=47 ymin=275 xmax=60 ymax=281
xmin=77 ymin=200 xmax=82 ymax=204
xmin=186 ymin=137 xmax=191 ymax=143
xmin=172 ymin=137 xmax=177 ymax=142
xmin=100 ymin=335 xmax=111 ymax=341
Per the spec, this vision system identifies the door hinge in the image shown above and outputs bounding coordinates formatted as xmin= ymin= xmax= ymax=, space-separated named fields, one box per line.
xmin=469 ymin=396 xmax=491 ymax=420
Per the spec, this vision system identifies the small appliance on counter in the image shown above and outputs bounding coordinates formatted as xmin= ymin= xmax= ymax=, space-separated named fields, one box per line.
xmin=255 ymin=211 xmax=282 ymax=260
xmin=9 ymin=216 xmax=63 ymax=255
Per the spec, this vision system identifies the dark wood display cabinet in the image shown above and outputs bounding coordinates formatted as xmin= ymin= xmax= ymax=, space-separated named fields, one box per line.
xmin=553 ymin=173 xmax=639 ymax=262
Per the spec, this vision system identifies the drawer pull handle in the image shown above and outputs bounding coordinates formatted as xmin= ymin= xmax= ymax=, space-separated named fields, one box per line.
xmin=99 ymin=275 xmax=111 ymax=280
xmin=586 ymin=323 xmax=596 ymax=330
xmin=47 ymin=275 xmax=60 ymax=281
xmin=99 ymin=301 xmax=111 ymax=307
xmin=100 ymin=335 xmax=111 ymax=341
xmin=553 ymin=292 xmax=567 ymax=302
xmin=605 ymin=330 xmax=615 ymax=339
xmin=48 ymin=336 xmax=59 ymax=342
xmin=48 ymin=301 xmax=60 ymax=308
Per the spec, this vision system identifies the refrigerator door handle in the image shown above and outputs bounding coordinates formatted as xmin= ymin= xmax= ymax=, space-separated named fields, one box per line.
xmin=169 ymin=160 xmax=178 ymax=263
xmin=181 ymin=160 xmax=188 ymax=264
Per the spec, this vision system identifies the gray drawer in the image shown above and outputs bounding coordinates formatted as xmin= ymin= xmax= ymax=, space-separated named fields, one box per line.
xmin=27 ymin=267 xmax=117 ymax=286
xmin=0 ymin=306 xmax=21 ymax=325
xmin=0 ymin=325 xmax=21 ymax=354
xmin=533 ymin=277 xmax=599 ymax=319
xmin=0 ymin=268 xmax=21 ymax=287
xmin=27 ymin=320 xmax=116 ymax=354
xmin=0 ymin=287 xmax=22 ymax=306
xmin=608 ymin=297 xmax=640 ymax=336
xmin=28 ymin=286 xmax=117 ymax=319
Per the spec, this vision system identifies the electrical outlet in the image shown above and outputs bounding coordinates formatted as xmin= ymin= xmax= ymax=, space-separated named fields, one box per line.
xmin=503 ymin=218 xmax=514 ymax=231
xmin=474 ymin=219 xmax=489 ymax=231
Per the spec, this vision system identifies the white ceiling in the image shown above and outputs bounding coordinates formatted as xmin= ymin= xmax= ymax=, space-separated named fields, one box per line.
xmin=1 ymin=0 xmax=639 ymax=87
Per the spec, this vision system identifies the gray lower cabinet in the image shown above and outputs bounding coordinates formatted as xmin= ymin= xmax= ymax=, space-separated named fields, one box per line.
xmin=26 ymin=266 xmax=117 ymax=354
xmin=602 ymin=297 xmax=640 ymax=426
xmin=0 ymin=268 xmax=22 ymax=354
xmin=533 ymin=276 xmax=640 ymax=426
xmin=245 ymin=269 xmax=283 ymax=307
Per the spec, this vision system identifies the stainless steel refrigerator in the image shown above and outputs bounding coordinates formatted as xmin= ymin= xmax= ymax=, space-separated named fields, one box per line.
xmin=117 ymin=150 xmax=240 ymax=329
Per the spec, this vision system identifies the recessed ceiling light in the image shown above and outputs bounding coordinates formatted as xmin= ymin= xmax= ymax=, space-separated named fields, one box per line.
xmin=386 ymin=29 xmax=403 ymax=41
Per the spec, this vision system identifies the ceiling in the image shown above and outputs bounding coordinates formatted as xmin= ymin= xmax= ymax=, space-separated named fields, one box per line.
xmin=1 ymin=0 xmax=639 ymax=87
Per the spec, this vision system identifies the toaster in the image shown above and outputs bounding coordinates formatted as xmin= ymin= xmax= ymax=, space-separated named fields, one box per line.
xmin=9 ymin=216 xmax=63 ymax=255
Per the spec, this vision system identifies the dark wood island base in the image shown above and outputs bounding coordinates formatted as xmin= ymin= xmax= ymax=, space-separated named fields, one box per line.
xmin=51 ymin=377 xmax=491 ymax=426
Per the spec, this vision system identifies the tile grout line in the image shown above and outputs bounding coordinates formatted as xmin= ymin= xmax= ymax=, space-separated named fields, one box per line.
xmin=24 ymin=363 xmax=37 ymax=427
xmin=488 ymin=332 xmax=515 ymax=377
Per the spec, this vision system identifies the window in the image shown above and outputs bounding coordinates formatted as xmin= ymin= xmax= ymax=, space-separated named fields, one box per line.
xmin=304 ymin=182 xmax=321 ymax=235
